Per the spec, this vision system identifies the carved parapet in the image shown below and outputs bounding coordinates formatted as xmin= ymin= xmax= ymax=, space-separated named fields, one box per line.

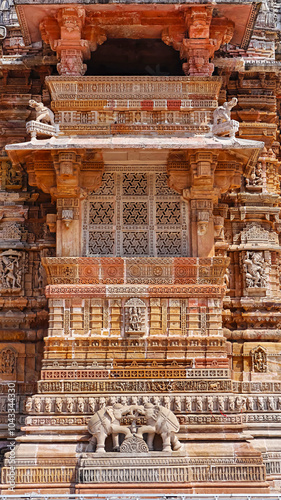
xmin=26 ymin=120 xmax=59 ymax=140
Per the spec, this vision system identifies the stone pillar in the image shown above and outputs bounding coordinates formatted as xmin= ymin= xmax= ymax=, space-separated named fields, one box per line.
xmin=183 ymin=151 xmax=218 ymax=257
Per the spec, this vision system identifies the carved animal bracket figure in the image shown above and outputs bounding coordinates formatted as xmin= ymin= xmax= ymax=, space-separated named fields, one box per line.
xmin=87 ymin=403 xmax=182 ymax=453
xmin=212 ymin=98 xmax=239 ymax=138
xmin=136 ymin=404 xmax=182 ymax=452
xmin=29 ymin=99 xmax=55 ymax=126
xmin=87 ymin=404 xmax=133 ymax=453
xmin=213 ymin=98 xmax=238 ymax=126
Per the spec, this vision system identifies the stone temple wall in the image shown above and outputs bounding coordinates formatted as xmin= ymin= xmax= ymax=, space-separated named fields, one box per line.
xmin=0 ymin=0 xmax=281 ymax=494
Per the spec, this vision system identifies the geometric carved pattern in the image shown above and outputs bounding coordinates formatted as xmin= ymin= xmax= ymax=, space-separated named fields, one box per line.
xmin=88 ymin=232 xmax=114 ymax=256
xmin=89 ymin=202 xmax=114 ymax=225
xmin=155 ymin=173 xmax=176 ymax=195
xmin=93 ymin=173 xmax=115 ymax=196
xmin=86 ymin=169 xmax=187 ymax=257
xmin=123 ymin=232 xmax=149 ymax=256
xmin=157 ymin=232 xmax=182 ymax=256
xmin=156 ymin=202 xmax=181 ymax=225
xmin=122 ymin=173 xmax=148 ymax=195
xmin=123 ymin=202 xmax=148 ymax=226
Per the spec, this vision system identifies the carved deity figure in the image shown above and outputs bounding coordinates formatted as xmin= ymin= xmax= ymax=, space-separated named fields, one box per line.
xmin=29 ymin=99 xmax=55 ymax=126
xmin=128 ymin=306 xmax=142 ymax=331
xmin=0 ymin=349 xmax=15 ymax=374
xmin=213 ymin=98 xmax=238 ymax=126
xmin=246 ymin=162 xmax=263 ymax=188
xmin=0 ymin=251 xmax=22 ymax=290
xmin=252 ymin=346 xmax=267 ymax=373
xmin=244 ymin=251 xmax=266 ymax=288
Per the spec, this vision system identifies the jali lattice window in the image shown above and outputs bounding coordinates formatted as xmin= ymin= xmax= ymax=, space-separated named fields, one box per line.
xmin=83 ymin=169 xmax=189 ymax=257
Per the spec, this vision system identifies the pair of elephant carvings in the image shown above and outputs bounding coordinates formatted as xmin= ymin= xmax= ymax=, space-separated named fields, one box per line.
xmin=87 ymin=403 xmax=182 ymax=453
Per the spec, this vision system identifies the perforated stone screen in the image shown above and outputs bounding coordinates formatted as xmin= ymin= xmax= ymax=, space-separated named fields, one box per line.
xmin=83 ymin=169 xmax=189 ymax=257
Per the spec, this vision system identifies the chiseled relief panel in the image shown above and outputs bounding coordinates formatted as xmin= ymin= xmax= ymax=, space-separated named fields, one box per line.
xmin=83 ymin=168 xmax=189 ymax=257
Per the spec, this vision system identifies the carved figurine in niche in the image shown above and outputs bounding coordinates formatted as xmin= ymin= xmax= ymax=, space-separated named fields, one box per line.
xmin=0 ymin=348 xmax=16 ymax=374
xmin=0 ymin=250 xmax=22 ymax=291
xmin=251 ymin=345 xmax=267 ymax=373
xmin=5 ymin=162 xmax=22 ymax=188
xmin=246 ymin=162 xmax=263 ymax=189
xmin=29 ymin=99 xmax=55 ymax=126
xmin=244 ymin=251 xmax=266 ymax=288
xmin=136 ymin=403 xmax=182 ymax=452
xmin=124 ymin=298 xmax=146 ymax=336
xmin=87 ymin=403 xmax=133 ymax=453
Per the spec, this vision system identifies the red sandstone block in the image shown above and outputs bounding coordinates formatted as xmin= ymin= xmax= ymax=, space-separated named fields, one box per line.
xmin=167 ymin=99 xmax=181 ymax=110
xmin=141 ymin=100 xmax=154 ymax=110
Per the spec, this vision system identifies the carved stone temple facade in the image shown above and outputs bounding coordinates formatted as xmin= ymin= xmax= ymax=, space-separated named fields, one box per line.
xmin=0 ymin=0 xmax=281 ymax=495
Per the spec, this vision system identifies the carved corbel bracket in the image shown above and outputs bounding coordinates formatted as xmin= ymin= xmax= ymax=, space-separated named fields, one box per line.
xmin=39 ymin=7 xmax=106 ymax=76
xmin=162 ymin=6 xmax=234 ymax=77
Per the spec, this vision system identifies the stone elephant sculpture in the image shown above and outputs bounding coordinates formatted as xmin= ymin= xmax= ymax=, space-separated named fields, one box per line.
xmin=136 ymin=403 xmax=182 ymax=452
xmin=87 ymin=404 xmax=132 ymax=453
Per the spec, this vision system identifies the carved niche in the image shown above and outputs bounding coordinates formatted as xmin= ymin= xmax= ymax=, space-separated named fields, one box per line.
xmin=251 ymin=345 xmax=267 ymax=373
xmin=0 ymin=250 xmax=24 ymax=293
xmin=0 ymin=348 xmax=17 ymax=378
xmin=124 ymin=298 xmax=146 ymax=337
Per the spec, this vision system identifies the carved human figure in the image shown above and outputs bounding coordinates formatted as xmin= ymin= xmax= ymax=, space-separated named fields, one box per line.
xmin=29 ymin=99 xmax=55 ymax=126
xmin=196 ymin=397 xmax=203 ymax=413
xmin=0 ymin=349 xmax=15 ymax=374
xmin=244 ymin=251 xmax=266 ymax=288
xmin=213 ymin=98 xmax=238 ymax=126
xmin=128 ymin=306 xmax=142 ymax=331
xmin=235 ymin=396 xmax=246 ymax=412
xmin=228 ymin=396 xmax=235 ymax=412
xmin=218 ymin=396 xmax=225 ymax=412
xmin=34 ymin=397 xmax=41 ymax=413
xmin=45 ymin=398 xmax=52 ymax=413
xmin=55 ymin=398 xmax=63 ymax=413
xmin=268 ymin=396 xmax=275 ymax=411
xmin=185 ymin=397 xmax=192 ymax=412
xmin=77 ymin=397 xmax=85 ymax=413
xmin=136 ymin=403 xmax=182 ymax=452
xmin=257 ymin=397 xmax=265 ymax=411
xmin=207 ymin=396 xmax=213 ymax=413
xmin=1 ymin=253 xmax=20 ymax=289
xmin=25 ymin=397 xmax=33 ymax=413
xmin=163 ymin=396 xmax=171 ymax=410
xmin=67 ymin=398 xmax=74 ymax=413
xmin=87 ymin=403 xmax=133 ymax=453
xmin=247 ymin=397 xmax=254 ymax=411
xmin=99 ymin=397 xmax=106 ymax=409
xmin=174 ymin=396 xmax=181 ymax=412
xmin=246 ymin=162 xmax=263 ymax=187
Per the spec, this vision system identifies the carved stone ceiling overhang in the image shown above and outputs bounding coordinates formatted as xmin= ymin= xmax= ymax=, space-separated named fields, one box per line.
xmin=14 ymin=1 xmax=259 ymax=49
xmin=6 ymin=137 xmax=264 ymax=189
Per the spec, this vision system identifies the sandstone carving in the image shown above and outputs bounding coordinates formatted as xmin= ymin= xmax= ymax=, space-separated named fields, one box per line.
xmin=136 ymin=404 xmax=182 ymax=452
xmin=87 ymin=403 xmax=182 ymax=453
xmin=212 ymin=98 xmax=239 ymax=138
xmin=29 ymin=99 xmax=55 ymax=126
xmin=87 ymin=404 xmax=133 ymax=453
